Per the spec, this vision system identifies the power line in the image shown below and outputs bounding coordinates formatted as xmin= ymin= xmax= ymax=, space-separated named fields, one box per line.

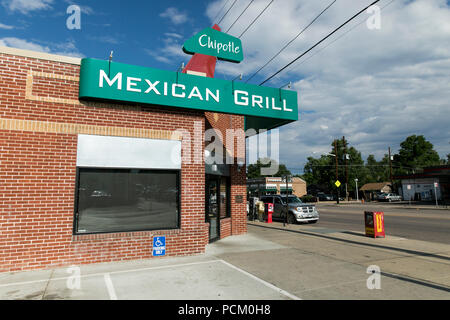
xmin=303 ymin=165 xmax=396 ymax=168
xmin=239 ymin=0 xmax=275 ymax=39
xmin=226 ymin=0 xmax=255 ymax=33
xmin=259 ymin=0 xmax=381 ymax=86
xmin=245 ymin=0 xmax=338 ymax=83
xmin=289 ymin=0 xmax=396 ymax=73
xmin=213 ymin=0 xmax=232 ymax=24
xmin=292 ymin=164 xmax=423 ymax=170
xmin=218 ymin=0 xmax=239 ymax=25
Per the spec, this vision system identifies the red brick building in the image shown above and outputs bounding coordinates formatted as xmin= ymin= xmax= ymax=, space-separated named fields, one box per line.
xmin=0 ymin=46 xmax=248 ymax=272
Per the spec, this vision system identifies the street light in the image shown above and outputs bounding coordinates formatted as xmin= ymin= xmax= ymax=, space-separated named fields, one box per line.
xmin=355 ymin=178 xmax=359 ymax=202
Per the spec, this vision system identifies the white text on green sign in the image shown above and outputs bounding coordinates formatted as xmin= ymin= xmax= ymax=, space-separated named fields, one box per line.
xmin=183 ymin=28 xmax=244 ymax=63
xmin=79 ymin=59 xmax=298 ymax=123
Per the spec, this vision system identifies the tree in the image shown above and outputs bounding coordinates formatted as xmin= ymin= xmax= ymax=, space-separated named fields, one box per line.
xmin=303 ymin=137 xmax=365 ymax=195
xmin=393 ymin=135 xmax=441 ymax=175
xmin=303 ymin=155 xmax=333 ymax=192
xmin=247 ymin=158 xmax=292 ymax=179
xmin=276 ymin=164 xmax=292 ymax=177
xmin=366 ymin=154 xmax=390 ymax=183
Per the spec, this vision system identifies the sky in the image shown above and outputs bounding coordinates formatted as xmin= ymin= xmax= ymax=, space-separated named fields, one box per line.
xmin=1 ymin=0 xmax=449 ymax=174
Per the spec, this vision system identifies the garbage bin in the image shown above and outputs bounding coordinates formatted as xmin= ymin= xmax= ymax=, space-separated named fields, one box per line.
xmin=264 ymin=203 xmax=274 ymax=223
xmin=364 ymin=211 xmax=385 ymax=238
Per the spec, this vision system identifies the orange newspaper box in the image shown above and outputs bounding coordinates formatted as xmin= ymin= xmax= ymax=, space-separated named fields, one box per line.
xmin=365 ymin=211 xmax=385 ymax=238
xmin=265 ymin=203 xmax=274 ymax=223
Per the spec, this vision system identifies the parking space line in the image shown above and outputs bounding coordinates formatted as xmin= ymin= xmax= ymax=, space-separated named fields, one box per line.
xmin=0 ymin=260 xmax=222 ymax=288
xmin=104 ymin=273 xmax=117 ymax=300
xmin=219 ymin=260 xmax=302 ymax=300
xmin=1 ymin=259 xmax=302 ymax=300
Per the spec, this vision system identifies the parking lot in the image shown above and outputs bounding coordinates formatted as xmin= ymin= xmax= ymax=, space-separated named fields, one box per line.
xmin=1 ymin=218 xmax=449 ymax=300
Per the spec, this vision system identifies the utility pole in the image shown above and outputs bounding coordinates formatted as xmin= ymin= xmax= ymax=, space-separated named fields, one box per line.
xmin=434 ymin=181 xmax=439 ymax=207
xmin=343 ymin=136 xmax=348 ymax=201
xmin=335 ymin=139 xmax=340 ymax=204
xmin=389 ymin=147 xmax=393 ymax=192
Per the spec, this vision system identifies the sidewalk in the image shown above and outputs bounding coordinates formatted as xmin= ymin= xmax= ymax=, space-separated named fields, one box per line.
xmin=243 ymin=221 xmax=450 ymax=299
xmin=0 ymin=222 xmax=449 ymax=300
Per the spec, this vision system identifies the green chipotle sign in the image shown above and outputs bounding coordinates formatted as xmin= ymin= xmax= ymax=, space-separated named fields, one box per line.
xmin=183 ymin=27 xmax=244 ymax=63
xmin=79 ymin=58 xmax=298 ymax=131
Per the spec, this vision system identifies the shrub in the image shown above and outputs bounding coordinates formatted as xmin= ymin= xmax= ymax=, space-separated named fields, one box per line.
xmin=301 ymin=195 xmax=317 ymax=203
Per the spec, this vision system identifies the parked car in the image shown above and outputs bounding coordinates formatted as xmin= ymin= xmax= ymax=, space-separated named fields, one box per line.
xmin=374 ymin=192 xmax=385 ymax=201
xmin=259 ymin=195 xmax=319 ymax=224
xmin=317 ymin=193 xmax=334 ymax=201
xmin=378 ymin=193 xmax=402 ymax=202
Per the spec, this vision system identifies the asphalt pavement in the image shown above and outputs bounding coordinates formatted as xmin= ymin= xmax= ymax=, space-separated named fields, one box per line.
xmin=314 ymin=202 xmax=450 ymax=244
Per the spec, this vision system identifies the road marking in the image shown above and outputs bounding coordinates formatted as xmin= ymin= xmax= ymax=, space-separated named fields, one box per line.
xmin=0 ymin=259 xmax=301 ymax=300
xmin=388 ymin=236 xmax=408 ymax=240
xmin=104 ymin=273 xmax=117 ymax=300
xmin=219 ymin=259 xmax=302 ymax=300
xmin=0 ymin=260 xmax=222 ymax=288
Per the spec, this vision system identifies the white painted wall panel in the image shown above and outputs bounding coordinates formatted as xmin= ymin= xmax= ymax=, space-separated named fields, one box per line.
xmin=76 ymin=134 xmax=181 ymax=169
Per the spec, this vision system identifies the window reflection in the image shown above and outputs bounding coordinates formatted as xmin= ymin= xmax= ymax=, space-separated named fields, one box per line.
xmin=76 ymin=169 xmax=179 ymax=234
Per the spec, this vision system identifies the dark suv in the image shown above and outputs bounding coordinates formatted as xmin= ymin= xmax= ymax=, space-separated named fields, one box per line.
xmin=259 ymin=195 xmax=319 ymax=224
xmin=317 ymin=193 xmax=334 ymax=201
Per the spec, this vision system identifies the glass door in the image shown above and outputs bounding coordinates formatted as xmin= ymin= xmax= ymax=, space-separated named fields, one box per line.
xmin=206 ymin=176 xmax=220 ymax=242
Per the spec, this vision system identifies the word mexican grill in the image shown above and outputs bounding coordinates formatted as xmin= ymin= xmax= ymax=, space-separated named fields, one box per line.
xmin=99 ymin=70 xmax=293 ymax=112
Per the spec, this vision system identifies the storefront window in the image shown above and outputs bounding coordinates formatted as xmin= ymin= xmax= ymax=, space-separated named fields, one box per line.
xmin=75 ymin=168 xmax=180 ymax=234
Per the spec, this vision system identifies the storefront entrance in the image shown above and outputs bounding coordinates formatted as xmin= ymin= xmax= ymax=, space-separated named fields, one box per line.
xmin=206 ymin=175 xmax=230 ymax=243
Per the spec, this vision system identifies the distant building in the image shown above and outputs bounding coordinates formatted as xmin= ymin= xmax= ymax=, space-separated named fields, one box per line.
xmin=360 ymin=182 xmax=392 ymax=201
xmin=394 ymin=165 xmax=449 ymax=203
xmin=247 ymin=177 xmax=307 ymax=198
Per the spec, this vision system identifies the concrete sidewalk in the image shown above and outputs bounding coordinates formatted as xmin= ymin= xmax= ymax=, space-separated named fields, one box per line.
xmin=0 ymin=222 xmax=449 ymax=300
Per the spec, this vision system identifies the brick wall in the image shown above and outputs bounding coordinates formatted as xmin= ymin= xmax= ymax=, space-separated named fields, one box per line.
xmin=0 ymin=51 xmax=223 ymax=272
xmin=205 ymin=112 xmax=247 ymax=237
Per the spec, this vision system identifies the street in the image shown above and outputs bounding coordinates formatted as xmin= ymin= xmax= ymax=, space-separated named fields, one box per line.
xmin=314 ymin=203 xmax=450 ymax=244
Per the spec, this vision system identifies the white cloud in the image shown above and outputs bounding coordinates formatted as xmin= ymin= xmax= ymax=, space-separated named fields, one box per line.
xmin=145 ymin=33 xmax=187 ymax=65
xmin=51 ymin=40 xmax=84 ymax=57
xmin=160 ymin=7 xmax=188 ymax=25
xmin=207 ymin=0 xmax=450 ymax=172
xmin=0 ymin=37 xmax=50 ymax=52
xmin=2 ymin=0 xmax=53 ymax=14
xmin=0 ymin=22 xmax=14 ymax=29
xmin=0 ymin=37 xmax=83 ymax=58
xmin=63 ymin=0 xmax=93 ymax=15
xmin=164 ymin=32 xmax=183 ymax=39
xmin=86 ymin=35 xmax=120 ymax=45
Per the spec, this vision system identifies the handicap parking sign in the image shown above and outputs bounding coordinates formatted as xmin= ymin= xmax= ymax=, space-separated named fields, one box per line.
xmin=152 ymin=236 xmax=166 ymax=257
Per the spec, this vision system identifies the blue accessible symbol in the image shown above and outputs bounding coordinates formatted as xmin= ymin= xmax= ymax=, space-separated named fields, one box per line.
xmin=152 ymin=236 xmax=166 ymax=257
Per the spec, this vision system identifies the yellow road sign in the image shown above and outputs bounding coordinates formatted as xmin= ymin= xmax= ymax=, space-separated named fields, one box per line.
xmin=335 ymin=180 xmax=341 ymax=188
